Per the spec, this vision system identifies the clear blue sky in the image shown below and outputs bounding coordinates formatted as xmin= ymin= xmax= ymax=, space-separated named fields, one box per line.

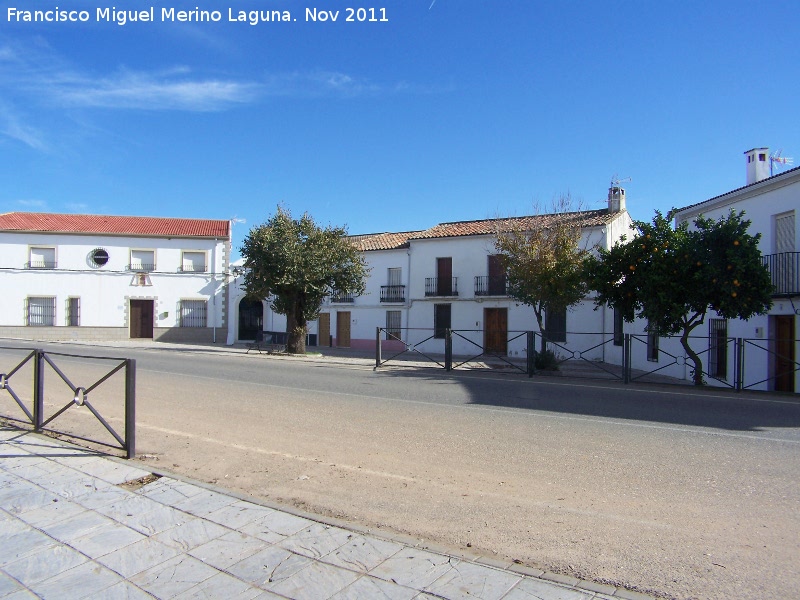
xmin=2 ymin=1 xmax=798 ymax=258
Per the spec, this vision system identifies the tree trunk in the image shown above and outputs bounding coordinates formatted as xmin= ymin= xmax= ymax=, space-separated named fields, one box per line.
xmin=534 ymin=306 xmax=547 ymax=354
xmin=680 ymin=325 xmax=704 ymax=386
xmin=285 ymin=302 xmax=307 ymax=354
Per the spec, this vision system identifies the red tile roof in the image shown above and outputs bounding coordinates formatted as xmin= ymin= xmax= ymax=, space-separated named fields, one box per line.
xmin=349 ymin=231 xmax=423 ymax=251
xmin=0 ymin=212 xmax=230 ymax=238
xmin=409 ymin=209 xmax=613 ymax=240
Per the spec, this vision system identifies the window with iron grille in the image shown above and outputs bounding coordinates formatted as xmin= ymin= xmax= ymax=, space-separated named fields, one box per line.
xmin=27 ymin=297 xmax=55 ymax=326
xmin=545 ymin=305 xmax=567 ymax=343
xmin=708 ymin=319 xmax=728 ymax=379
xmin=386 ymin=310 xmax=401 ymax=340
xmin=180 ymin=300 xmax=207 ymax=327
xmin=129 ymin=249 xmax=156 ymax=272
xmin=434 ymin=304 xmax=451 ymax=339
xmin=66 ymin=297 xmax=80 ymax=327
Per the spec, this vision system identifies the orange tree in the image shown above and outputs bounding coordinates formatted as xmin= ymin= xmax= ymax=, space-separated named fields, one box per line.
xmin=584 ymin=210 xmax=772 ymax=385
xmin=241 ymin=206 xmax=368 ymax=354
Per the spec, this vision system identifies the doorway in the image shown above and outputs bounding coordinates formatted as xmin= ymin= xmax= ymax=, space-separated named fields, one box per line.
xmin=336 ymin=312 xmax=351 ymax=347
xmin=129 ymin=299 xmax=154 ymax=339
xmin=774 ymin=315 xmax=796 ymax=392
xmin=238 ymin=299 xmax=263 ymax=341
xmin=318 ymin=313 xmax=331 ymax=347
xmin=484 ymin=308 xmax=508 ymax=355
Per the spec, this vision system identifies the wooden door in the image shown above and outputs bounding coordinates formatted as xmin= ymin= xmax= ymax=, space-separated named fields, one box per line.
xmin=437 ymin=257 xmax=452 ymax=296
xmin=775 ymin=315 xmax=795 ymax=392
xmin=336 ymin=312 xmax=351 ymax=347
xmin=484 ymin=308 xmax=508 ymax=355
xmin=130 ymin=299 xmax=154 ymax=339
xmin=319 ymin=313 xmax=331 ymax=347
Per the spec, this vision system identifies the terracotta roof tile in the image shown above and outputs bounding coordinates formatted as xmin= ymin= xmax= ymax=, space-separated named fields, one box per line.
xmin=409 ymin=209 xmax=614 ymax=240
xmin=0 ymin=212 xmax=230 ymax=238
xmin=349 ymin=231 xmax=423 ymax=251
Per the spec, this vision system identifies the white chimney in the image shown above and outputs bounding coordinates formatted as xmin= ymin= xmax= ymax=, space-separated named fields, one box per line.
xmin=608 ymin=186 xmax=626 ymax=212
xmin=744 ymin=147 xmax=770 ymax=184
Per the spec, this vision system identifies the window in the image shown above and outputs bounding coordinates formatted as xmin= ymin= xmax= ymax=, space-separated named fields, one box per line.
xmin=434 ymin=304 xmax=451 ymax=339
xmin=28 ymin=247 xmax=56 ymax=269
xmin=90 ymin=248 xmax=109 ymax=267
xmin=545 ymin=305 xmax=567 ymax=343
xmin=388 ymin=268 xmax=402 ymax=286
xmin=613 ymin=307 xmax=623 ymax=346
xmin=129 ymin=250 xmax=155 ymax=272
xmin=709 ymin=319 xmax=728 ymax=379
xmin=66 ymin=297 xmax=80 ymax=326
xmin=181 ymin=251 xmax=207 ymax=273
xmin=646 ymin=322 xmax=659 ymax=362
xmin=180 ymin=300 xmax=207 ymax=327
xmin=759 ymin=153 xmax=766 ymax=162
xmin=27 ymin=297 xmax=55 ymax=326
xmin=386 ymin=310 xmax=401 ymax=340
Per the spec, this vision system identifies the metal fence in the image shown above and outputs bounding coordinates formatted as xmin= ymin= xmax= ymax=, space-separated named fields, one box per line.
xmin=0 ymin=346 xmax=136 ymax=457
xmin=373 ymin=328 xmax=799 ymax=392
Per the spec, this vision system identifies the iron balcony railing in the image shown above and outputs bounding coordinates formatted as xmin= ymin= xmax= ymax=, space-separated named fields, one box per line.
xmin=425 ymin=277 xmax=459 ymax=297
xmin=380 ymin=285 xmax=406 ymax=302
xmin=179 ymin=264 xmax=207 ymax=273
xmin=330 ymin=291 xmax=355 ymax=303
xmin=127 ymin=263 xmax=156 ymax=272
xmin=762 ymin=252 xmax=799 ymax=296
xmin=475 ymin=275 xmax=509 ymax=296
xmin=25 ymin=261 xmax=57 ymax=269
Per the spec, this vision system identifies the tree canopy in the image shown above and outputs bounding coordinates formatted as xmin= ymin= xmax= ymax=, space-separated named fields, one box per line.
xmin=584 ymin=210 xmax=773 ymax=384
xmin=240 ymin=206 xmax=368 ymax=354
xmin=494 ymin=194 xmax=593 ymax=351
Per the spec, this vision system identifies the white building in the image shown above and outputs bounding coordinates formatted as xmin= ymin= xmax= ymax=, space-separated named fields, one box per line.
xmin=670 ymin=148 xmax=799 ymax=392
xmin=229 ymin=187 xmax=633 ymax=363
xmin=0 ymin=212 xmax=231 ymax=343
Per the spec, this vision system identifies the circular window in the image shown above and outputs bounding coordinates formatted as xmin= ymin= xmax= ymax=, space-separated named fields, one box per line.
xmin=90 ymin=248 xmax=109 ymax=267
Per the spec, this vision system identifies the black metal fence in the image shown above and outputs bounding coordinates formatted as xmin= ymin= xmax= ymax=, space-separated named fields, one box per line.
xmin=374 ymin=328 xmax=799 ymax=393
xmin=0 ymin=346 xmax=136 ymax=457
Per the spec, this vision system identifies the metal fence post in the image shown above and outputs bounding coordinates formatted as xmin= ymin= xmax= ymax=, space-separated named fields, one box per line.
xmin=623 ymin=334 xmax=630 ymax=384
xmin=375 ymin=327 xmax=382 ymax=370
xmin=445 ymin=329 xmax=452 ymax=371
xmin=735 ymin=338 xmax=744 ymax=392
xmin=527 ymin=331 xmax=534 ymax=377
xmin=33 ymin=349 xmax=44 ymax=430
xmin=125 ymin=359 xmax=136 ymax=459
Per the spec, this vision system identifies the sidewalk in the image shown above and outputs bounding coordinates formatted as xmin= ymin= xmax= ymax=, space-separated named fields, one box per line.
xmin=1 ymin=426 xmax=655 ymax=600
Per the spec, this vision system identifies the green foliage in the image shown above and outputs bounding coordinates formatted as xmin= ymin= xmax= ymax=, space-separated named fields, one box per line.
xmin=494 ymin=194 xmax=592 ymax=349
xmin=534 ymin=349 xmax=560 ymax=371
xmin=584 ymin=209 xmax=773 ymax=384
xmin=240 ymin=206 xmax=368 ymax=353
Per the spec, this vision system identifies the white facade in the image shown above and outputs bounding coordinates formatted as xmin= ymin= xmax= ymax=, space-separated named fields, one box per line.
xmin=669 ymin=151 xmax=800 ymax=392
xmin=0 ymin=214 xmax=231 ymax=343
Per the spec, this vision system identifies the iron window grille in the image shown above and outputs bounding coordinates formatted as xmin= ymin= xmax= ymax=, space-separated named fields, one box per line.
xmin=26 ymin=297 xmax=55 ymax=326
xmin=180 ymin=300 xmax=207 ymax=328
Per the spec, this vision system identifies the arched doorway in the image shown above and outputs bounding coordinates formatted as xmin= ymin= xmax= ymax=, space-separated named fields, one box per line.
xmin=238 ymin=298 xmax=263 ymax=341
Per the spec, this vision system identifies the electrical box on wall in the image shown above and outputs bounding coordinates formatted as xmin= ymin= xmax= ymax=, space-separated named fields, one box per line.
xmin=755 ymin=327 xmax=764 ymax=338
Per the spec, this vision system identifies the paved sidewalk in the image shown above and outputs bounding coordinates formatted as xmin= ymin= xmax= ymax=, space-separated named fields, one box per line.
xmin=0 ymin=426 xmax=655 ymax=600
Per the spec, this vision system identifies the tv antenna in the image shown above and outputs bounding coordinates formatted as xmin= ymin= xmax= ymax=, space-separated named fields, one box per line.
xmin=610 ymin=175 xmax=631 ymax=187
xmin=770 ymin=149 xmax=794 ymax=176
xmin=230 ymin=216 xmax=247 ymax=226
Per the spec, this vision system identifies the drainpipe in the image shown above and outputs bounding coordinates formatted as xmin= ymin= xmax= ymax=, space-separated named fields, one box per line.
xmin=212 ymin=238 xmax=218 ymax=343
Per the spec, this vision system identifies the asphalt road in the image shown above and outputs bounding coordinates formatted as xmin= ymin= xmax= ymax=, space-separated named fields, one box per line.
xmin=1 ymin=341 xmax=799 ymax=600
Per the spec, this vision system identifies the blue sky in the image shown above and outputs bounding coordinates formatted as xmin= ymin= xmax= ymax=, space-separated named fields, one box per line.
xmin=1 ymin=1 xmax=798 ymax=257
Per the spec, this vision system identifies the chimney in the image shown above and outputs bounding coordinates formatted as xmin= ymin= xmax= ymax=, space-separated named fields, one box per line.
xmin=744 ymin=147 xmax=770 ymax=185
xmin=608 ymin=186 xmax=626 ymax=212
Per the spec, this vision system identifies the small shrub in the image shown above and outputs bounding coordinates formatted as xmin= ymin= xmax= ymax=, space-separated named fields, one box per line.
xmin=535 ymin=349 xmax=559 ymax=371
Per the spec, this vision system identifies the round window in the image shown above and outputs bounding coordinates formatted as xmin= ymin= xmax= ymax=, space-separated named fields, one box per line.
xmin=91 ymin=248 xmax=109 ymax=267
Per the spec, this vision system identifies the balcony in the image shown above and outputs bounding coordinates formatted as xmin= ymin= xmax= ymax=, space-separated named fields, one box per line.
xmin=475 ymin=275 xmax=508 ymax=296
xmin=762 ymin=252 xmax=800 ymax=296
xmin=127 ymin=263 xmax=156 ymax=272
xmin=380 ymin=285 xmax=406 ymax=303
xmin=425 ymin=277 xmax=459 ymax=297
xmin=25 ymin=261 xmax=57 ymax=269
xmin=330 ymin=291 xmax=355 ymax=303
xmin=179 ymin=264 xmax=207 ymax=273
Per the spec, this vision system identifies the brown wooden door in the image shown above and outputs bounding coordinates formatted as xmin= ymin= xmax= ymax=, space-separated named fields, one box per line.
xmin=318 ymin=313 xmax=331 ymax=347
xmin=484 ymin=308 xmax=508 ymax=355
xmin=775 ymin=315 xmax=795 ymax=392
xmin=336 ymin=312 xmax=351 ymax=347
xmin=437 ymin=257 xmax=452 ymax=296
xmin=488 ymin=255 xmax=506 ymax=295
xmin=130 ymin=299 xmax=154 ymax=339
